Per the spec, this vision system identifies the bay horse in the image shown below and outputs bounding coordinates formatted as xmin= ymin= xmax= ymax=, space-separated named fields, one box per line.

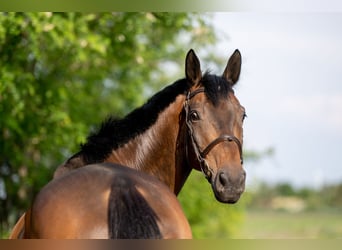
xmin=10 ymin=48 xmax=246 ymax=238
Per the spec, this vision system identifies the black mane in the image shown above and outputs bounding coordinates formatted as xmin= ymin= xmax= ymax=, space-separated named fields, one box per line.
xmin=80 ymin=74 xmax=232 ymax=164
xmin=80 ymin=79 xmax=189 ymax=163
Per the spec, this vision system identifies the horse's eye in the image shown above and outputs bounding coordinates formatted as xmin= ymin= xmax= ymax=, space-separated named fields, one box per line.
xmin=189 ymin=110 xmax=200 ymax=122
xmin=242 ymin=112 xmax=247 ymax=122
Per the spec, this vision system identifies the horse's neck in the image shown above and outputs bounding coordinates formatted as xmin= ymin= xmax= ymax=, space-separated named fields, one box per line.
xmin=105 ymin=94 xmax=191 ymax=194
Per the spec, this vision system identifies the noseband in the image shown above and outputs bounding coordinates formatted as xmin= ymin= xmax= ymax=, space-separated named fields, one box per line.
xmin=184 ymin=88 xmax=244 ymax=181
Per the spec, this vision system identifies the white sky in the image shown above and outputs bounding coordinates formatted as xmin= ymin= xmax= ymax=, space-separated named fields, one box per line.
xmin=229 ymin=0 xmax=342 ymax=12
xmin=212 ymin=12 xmax=342 ymax=188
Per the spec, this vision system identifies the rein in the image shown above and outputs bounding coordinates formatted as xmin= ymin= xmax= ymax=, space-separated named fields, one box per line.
xmin=184 ymin=87 xmax=244 ymax=181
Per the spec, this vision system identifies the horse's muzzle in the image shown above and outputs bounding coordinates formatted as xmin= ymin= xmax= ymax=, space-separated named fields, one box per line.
xmin=212 ymin=168 xmax=246 ymax=203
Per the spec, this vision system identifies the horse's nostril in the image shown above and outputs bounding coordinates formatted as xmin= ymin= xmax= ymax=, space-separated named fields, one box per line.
xmin=219 ymin=172 xmax=229 ymax=187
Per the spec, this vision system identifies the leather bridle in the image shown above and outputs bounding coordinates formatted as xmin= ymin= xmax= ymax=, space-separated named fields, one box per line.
xmin=184 ymin=87 xmax=244 ymax=181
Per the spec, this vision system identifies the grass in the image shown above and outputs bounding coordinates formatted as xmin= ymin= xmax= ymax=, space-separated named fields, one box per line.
xmin=234 ymin=210 xmax=342 ymax=239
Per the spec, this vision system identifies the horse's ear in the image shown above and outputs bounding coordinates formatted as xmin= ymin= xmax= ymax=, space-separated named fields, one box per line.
xmin=185 ymin=49 xmax=202 ymax=86
xmin=222 ymin=49 xmax=242 ymax=86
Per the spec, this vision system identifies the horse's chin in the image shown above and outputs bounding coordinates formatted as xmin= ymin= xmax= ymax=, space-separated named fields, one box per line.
xmin=213 ymin=191 xmax=242 ymax=204
xmin=210 ymin=181 xmax=244 ymax=204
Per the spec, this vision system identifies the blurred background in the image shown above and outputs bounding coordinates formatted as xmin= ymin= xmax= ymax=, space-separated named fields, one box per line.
xmin=1 ymin=11 xmax=342 ymax=238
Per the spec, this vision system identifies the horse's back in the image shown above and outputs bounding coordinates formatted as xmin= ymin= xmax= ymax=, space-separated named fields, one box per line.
xmin=25 ymin=163 xmax=191 ymax=239
xmin=26 ymin=164 xmax=111 ymax=238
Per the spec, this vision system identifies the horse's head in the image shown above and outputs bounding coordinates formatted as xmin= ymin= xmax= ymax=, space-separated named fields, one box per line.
xmin=184 ymin=49 xmax=246 ymax=203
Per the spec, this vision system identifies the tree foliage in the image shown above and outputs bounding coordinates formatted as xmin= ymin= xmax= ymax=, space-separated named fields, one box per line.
xmin=0 ymin=12 xmax=247 ymax=238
